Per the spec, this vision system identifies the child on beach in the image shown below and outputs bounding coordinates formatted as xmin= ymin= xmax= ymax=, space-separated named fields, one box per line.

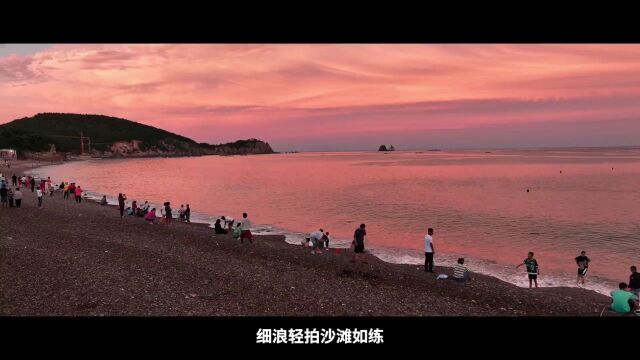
xmin=232 ymin=222 xmax=242 ymax=241
xmin=516 ymin=252 xmax=539 ymax=288
xmin=575 ymin=251 xmax=590 ymax=286
xmin=322 ymin=231 xmax=330 ymax=249
xmin=240 ymin=212 xmax=252 ymax=244
xmin=100 ymin=195 xmax=107 ymax=205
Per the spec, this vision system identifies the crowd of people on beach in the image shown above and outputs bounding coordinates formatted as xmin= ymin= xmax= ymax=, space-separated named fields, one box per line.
xmin=2 ymin=168 xmax=637 ymax=316
xmin=0 ymin=172 xmax=87 ymax=209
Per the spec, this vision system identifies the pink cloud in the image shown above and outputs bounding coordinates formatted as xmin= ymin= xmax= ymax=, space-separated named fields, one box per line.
xmin=1 ymin=44 xmax=640 ymax=150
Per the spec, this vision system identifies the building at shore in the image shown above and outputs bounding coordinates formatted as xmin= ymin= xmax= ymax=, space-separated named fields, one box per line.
xmin=0 ymin=148 xmax=17 ymax=161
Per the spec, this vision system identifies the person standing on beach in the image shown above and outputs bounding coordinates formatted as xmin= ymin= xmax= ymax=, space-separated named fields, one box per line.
xmin=575 ymin=251 xmax=590 ymax=286
xmin=351 ymin=223 xmax=366 ymax=263
xmin=424 ymin=228 xmax=435 ymax=273
xmin=63 ymin=182 xmax=69 ymax=199
xmin=0 ymin=185 xmax=7 ymax=208
xmin=240 ymin=213 xmax=252 ymax=243
xmin=11 ymin=174 xmax=17 ymax=187
xmin=7 ymin=187 xmax=14 ymax=207
xmin=184 ymin=204 xmax=191 ymax=223
xmin=629 ymin=266 xmax=640 ymax=297
xmin=36 ymin=188 xmax=43 ymax=207
xmin=163 ymin=202 xmax=173 ymax=225
xmin=75 ymin=186 xmax=83 ymax=203
xmin=30 ymin=178 xmax=35 ymax=192
xmin=118 ymin=193 xmax=126 ymax=217
xmin=178 ymin=205 xmax=185 ymax=221
xmin=14 ymin=188 xmax=22 ymax=208
xmin=516 ymin=252 xmax=539 ymax=288
xmin=68 ymin=183 xmax=75 ymax=199
xmin=323 ymin=231 xmax=331 ymax=249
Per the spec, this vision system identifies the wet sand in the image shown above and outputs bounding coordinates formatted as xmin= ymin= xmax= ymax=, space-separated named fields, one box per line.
xmin=0 ymin=161 xmax=616 ymax=316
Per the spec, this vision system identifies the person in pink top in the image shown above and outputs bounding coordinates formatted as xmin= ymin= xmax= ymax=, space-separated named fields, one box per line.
xmin=144 ymin=208 xmax=157 ymax=224
xmin=74 ymin=186 xmax=83 ymax=203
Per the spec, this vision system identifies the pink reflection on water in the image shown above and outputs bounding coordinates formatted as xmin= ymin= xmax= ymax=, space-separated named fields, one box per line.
xmin=39 ymin=149 xmax=640 ymax=290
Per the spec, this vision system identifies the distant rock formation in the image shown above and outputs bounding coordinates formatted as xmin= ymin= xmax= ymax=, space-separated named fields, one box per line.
xmin=378 ymin=145 xmax=388 ymax=151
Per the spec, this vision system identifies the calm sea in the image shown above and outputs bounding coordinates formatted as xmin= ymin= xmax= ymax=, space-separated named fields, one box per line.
xmin=32 ymin=148 xmax=640 ymax=295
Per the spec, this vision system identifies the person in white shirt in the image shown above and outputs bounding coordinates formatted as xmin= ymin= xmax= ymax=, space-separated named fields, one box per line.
xmin=310 ymin=229 xmax=324 ymax=254
xmin=424 ymin=228 xmax=435 ymax=273
xmin=36 ymin=188 xmax=43 ymax=207
xmin=240 ymin=212 xmax=252 ymax=244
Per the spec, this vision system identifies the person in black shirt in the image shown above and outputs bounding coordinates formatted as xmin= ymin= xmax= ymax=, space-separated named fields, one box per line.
xmin=214 ymin=219 xmax=227 ymax=234
xmin=630 ymin=266 xmax=640 ymax=297
xmin=575 ymin=251 xmax=591 ymax=286
xmin=350 ymin=223 xmax=366 ymax=263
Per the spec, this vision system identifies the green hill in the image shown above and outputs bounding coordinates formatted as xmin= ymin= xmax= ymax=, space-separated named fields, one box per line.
xmin=0 ymin=113 xmax=274 ymax=157
xmin=0 ymin=113 xmax=199 ymax=153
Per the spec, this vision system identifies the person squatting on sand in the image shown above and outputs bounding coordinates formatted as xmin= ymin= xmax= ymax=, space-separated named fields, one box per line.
xmin=453 ymin=258 xmax=472 ymax=282
xmin=232 ymin=222 xmax=242 ymax=242
xmin=214 ymin=219 xmax=227 ymax=234
xmin=144 ymin=208 xmax=157 ymax=224
xmin=240 ymin=212 xmax=252 ymax=243
xmin=424 ymin=227 xmax=435 ymax=273
xmin=575 ymin=251 xmax=591 ymax=286
xmin=610 ymin=282 xmax=639 ymax=314
xmin=350 ymin=223 xmax=366 ymax=263
xmin=516 ymin=252 xmax=540 ymax=288
xmin=100 ymin=195 xmax=107 ymax=205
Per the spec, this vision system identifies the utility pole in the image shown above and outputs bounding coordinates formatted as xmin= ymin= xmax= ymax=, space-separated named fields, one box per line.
xmin=80 ymin=132 xmax=85 ymax=155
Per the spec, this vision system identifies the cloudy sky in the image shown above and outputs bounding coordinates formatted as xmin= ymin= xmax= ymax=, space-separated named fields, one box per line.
xmin=1 ymin=44 xmax=639 ymax=151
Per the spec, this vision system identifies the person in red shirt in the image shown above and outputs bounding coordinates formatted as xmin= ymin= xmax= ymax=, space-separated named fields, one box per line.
xmin=74 ymin=186 xmax=83 ymax=203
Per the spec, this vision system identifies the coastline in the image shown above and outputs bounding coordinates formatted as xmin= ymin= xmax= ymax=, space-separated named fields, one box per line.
xmin=1 ymin=160 xmax=616 ymax=316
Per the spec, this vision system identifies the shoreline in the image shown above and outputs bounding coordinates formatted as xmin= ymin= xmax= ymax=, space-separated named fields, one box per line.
xmin=1 ymin=160 xmax=618 ymax=316
xmin=22 ymin=159 xmax=620 ymax=297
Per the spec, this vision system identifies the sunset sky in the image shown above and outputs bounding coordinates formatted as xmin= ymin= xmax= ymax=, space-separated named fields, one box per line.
xmin=1 ymin=44 xmax=640 ymax=151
